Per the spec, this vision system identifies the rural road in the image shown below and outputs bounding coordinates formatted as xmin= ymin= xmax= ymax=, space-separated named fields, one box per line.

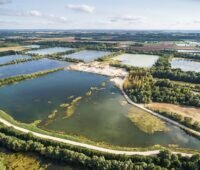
xmin=0 ymin=115 xmax=194 ymax=157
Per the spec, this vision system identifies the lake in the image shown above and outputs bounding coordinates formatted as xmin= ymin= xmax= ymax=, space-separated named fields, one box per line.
xmin=0 ymin=54 xmax=31 ymax=65
xmin=63 ymin=50 xmax=110 ymax=62
xmin=27 ymin=47 xmax=73 ymax=55
xmin=113 ymin=53 xmax=159 ymax=68
xmin=0 ymin=70 xmax=199 ymax=149
xmin=24 ymin=45 xmax=40 ymax=49
xmin=178 ymin=49 xmax=200 ymax=53
xmin=0 ymin=58 xmax=68 ymax=79
xmin=171 ymin=58 xmax=200 ymax=72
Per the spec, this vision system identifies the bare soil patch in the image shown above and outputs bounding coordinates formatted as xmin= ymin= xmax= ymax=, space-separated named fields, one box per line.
xmin=146 ymin=103 xmax=200 ymax=122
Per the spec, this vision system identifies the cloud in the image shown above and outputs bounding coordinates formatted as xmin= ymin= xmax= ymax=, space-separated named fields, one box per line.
xmin=27 ymin=10 xmax=42 ymax=17
xmin=0 ymin=0 xmax=11 ymax=5
xmin=59 ymin=16 xmax=68 ymax=22
xmin=0 ymin=8 xmax=68 ymax=23
xmin=65 ymin=4 xmax=94 ymax=13
xmin=110 ymin=15 xmax=146 ymax=23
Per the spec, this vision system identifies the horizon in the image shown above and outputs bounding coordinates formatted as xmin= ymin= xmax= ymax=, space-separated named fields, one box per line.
xmin=1 ymin=0 xmax=200 ymax=30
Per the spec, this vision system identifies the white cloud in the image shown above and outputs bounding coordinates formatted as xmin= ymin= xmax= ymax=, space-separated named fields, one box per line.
xmin=27 ymin=10 xmax=42 ymax=17
xmin=59 ymin=16 xmax=68 ymax=22
xmin=0 ymin=0 xmax=11 ymax=5
xmin=65 ymin=4 xmax=95 ymax=13
xmin=110 ymin=15 xmax=146 ymax=23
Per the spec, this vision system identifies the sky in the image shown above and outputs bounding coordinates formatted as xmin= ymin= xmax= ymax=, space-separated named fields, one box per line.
xmin=0 ymin=0 xmax=200 ymax=30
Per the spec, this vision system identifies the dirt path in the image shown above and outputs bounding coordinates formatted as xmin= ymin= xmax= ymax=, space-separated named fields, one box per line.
xmin=120 ymin=78 xmax=200 ymax=138
xmin=0 ymin=117 xmax=194 ymax=157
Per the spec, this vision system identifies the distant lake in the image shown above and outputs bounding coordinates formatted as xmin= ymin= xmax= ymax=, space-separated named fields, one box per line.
xmin=63 ymin=50 xmax=110 ymax=62
xmin=113 ymin=53 xmax=159 ymax=68
xmin=0 ymin=70 xmax=199 ymax=149
xmin=24 ymin=45 xmax=40 ymax=49
xmin=0 ymin=58 xmax=68 ymax=79
xmin=0 ymin=54 xmax=31 ymax=65
xmin=171 ymin=58 xmax=200 ymax=72
xmin=27 ymin=47 xmax=73 ymax=55
xmin=178 ymin=49 xmax=200 ymax=53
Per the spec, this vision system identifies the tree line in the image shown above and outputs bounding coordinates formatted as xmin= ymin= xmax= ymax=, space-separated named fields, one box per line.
xmin=151 ymin=56 xmax=200 ymax=84
xmin=0 ymin=68 xmax=63 ymax=87
xmin=124 ymin=69 xmax=200 ymax=107
xmin=0 ymin=123 xmax=199 ymax=170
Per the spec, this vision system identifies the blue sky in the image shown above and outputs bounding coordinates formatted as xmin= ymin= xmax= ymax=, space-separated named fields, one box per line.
xmin=0 ymin=0 xmax=200 ymax=30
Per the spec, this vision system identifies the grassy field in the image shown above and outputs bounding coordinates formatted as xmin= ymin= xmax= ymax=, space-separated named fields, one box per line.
xmin=127 ymin=107 xmax=169 ymax=134
xmin=0 ymin=46 xmax=28 ymax=52
xmin=146 ymin=103 xmax=200 ymax=123
xmin=0 ymin=148 xmax=48 ymax=170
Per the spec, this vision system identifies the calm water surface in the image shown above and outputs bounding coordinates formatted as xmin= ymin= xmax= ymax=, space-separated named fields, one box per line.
xmin=63 ymin=50 xmax=110 ymax=62
xmin=0 ymin=70 xmax=199 ymax=149
xmin=171 ymin=58 xmax=200 ymax=72
xmin=0 ymin=58 xmax=68 ymax=79
xmin=113 ymin=53 xmax=159 ymax=68
xmin=27 ymin=47 xmax=73 ymax=55
xmin=0 ymin=54 xmax=31 ymax=65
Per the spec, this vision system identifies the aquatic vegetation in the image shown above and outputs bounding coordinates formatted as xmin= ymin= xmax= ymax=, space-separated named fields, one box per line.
xmin=101 ymin=82 xmax=106 ymax=87
xmin=63 ymin=97 xmax=82 ymax=119
xmin=127 ymin=107 xmax=169 ymax=134
xmin=60 ymin=103 xmax=69 ymax=108
xmin=68 ymin=95 xmax=74 ymax=99
xmin=48 ymin=109 xmax=58 ymax=119
xmin=31 ymin=120 xmax=41 ymax=126
xmin=86 ymin=90 xmax=92 ymax=96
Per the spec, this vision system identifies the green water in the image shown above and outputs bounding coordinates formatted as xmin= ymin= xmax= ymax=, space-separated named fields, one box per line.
xmin=0 ymin=70 xmax=199 ymax=149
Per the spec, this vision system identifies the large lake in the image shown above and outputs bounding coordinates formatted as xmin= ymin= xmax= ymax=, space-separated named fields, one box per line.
xmin=0 ymin=70 xmax=199 ymax=149
xmin=27 ymin=47 xmax=73 ymax=55
xmin=113 ymin=53 xmax=159 ymax=68
xmin=63 ymin=50 xmax=110 ymax=62
xmin=0 ymin=58 xmax=68 ymax=79
xmin=171 ymin=58 xmax=200 ymax=72
xmin=0 ymin=54 xmax=31 ymax=65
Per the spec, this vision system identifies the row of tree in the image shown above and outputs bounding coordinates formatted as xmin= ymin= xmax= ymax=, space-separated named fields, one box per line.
xmin=174 ymin=52 xmax=200 ymax=61
xmin=151 ymin=56 xmax=200 ymax=84
xmin=0 ymin=68 xmax=63 ymax=87
xmin=153 ymin=110 xmax=200 ymax=132
xmin=0 ymin=123 xmax=199 ymax=170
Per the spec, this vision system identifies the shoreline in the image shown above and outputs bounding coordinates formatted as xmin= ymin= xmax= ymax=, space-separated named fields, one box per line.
xmin=0 ymin=63 xmax=198 ymax=157
xmin=119 ymin=77 xmax=200 ymax=139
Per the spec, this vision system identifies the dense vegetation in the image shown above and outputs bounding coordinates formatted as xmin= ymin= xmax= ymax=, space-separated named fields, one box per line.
xmin=151 ymin=110 xmax=200 ymax=132
xmin=0 ymin=122 xmax=199 ymax=170
xmin=37 ymin=41 xmax=119 ymax=51
xmin=45 ymin=48 xmax=85 ymax=63
xmin=124 ymin=69 xmax=200 ymax=107
xmin=0 ymin=68 xmax=63 ymax=87
xmin=174 ymin=52 xmax=200 ymax=61
xmin=96 ymin=51 xmax=124 ymax=61
xmin=151 ymin=56 xmax=200 ymax=84
xmin=0 ymin=50 xmax=16 ymax=56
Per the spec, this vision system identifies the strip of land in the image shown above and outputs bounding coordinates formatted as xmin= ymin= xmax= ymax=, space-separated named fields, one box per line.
xmin=0 ymin=116 xmax=194 ymax=156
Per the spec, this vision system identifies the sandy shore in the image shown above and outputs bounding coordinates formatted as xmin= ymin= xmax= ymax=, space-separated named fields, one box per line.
xmin=66 ymin=62 xmax=128 ymax=78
